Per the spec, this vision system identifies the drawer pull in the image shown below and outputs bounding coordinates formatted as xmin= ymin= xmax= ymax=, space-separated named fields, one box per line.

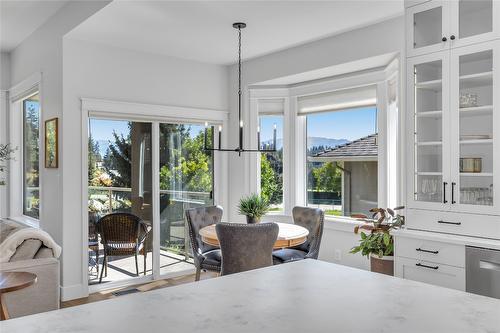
xmin=416 ymin=263 xmax=439 ymax=270
xmin=416 ymin=248 xmax=439 ymax=254
xmin=437 ymin=220 xmax=461 ymax=226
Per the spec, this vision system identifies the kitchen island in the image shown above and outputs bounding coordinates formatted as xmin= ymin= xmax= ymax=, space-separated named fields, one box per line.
xmin=2 ymin=260 xmax=499 ymax=333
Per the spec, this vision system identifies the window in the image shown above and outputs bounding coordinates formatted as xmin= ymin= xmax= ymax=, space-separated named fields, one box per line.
xmin=306 ymin=107 xmax=378 ymax=218
xmin=22 ymin=93 xmax=40 ymax=219
xmin=259 ymin=114 xmax=283 ymax=213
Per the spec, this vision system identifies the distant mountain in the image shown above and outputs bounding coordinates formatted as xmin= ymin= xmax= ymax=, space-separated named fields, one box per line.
xmin=261 ymin=137 xmax=349 ymax=151
xmin=307 ymin=137 xmax=349 ymax=150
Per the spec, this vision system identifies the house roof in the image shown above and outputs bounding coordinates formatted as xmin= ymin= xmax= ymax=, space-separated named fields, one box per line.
xmin=312 ymin=133 xmax=378 ymax=161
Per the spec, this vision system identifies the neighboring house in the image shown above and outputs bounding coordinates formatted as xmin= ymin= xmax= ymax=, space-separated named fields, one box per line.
xmin=310 ymin=134 xmax=378 ymax=216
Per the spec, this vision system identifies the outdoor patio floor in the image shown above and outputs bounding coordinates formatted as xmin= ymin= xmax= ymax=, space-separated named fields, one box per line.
xmin=89 ymin=249 xmax=195 ymax=285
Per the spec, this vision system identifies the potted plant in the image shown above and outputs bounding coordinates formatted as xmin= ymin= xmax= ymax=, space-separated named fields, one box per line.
xmin=350 ymin=206 xmax=405 ymax=276
xmin=0 ymin=144 xmax=17 ymax=186
xmin=238 ymin=193 xmax=270 ymax=224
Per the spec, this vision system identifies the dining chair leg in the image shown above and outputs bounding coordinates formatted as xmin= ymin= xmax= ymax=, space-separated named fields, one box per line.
xmin=135 ymin=253 xmax=139 ymax=276
xmin=99 ymin=254 xmax=106 ymax=283
xmin=95 ymin=249 xmax=100 ymax=277
xmin=144 ymin=252 xmax=147 ymax=276
xmin=195 ymin=266 xmax=201 ymax=281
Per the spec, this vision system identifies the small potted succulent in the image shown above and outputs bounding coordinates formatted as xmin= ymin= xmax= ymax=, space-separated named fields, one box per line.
xmin=350 ymin=206 xmax=405 ymax=276
xmin=238 ymin=193 xmax=270 ymax=224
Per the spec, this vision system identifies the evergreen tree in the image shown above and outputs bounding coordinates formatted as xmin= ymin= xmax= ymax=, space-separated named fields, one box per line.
xmin=103 ymin=126 xmax=132 ymax=188
xmin=88 ymin=134 xmax=101 ymax=183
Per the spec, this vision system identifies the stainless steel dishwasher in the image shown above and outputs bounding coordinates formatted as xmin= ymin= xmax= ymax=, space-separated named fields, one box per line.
xmin=466 ymin=246 xmax=500 ymax=299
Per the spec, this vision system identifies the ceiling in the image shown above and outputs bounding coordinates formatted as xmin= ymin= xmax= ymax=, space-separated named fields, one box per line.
xmin=67 ymin=0 xmax=404 ymax=65
xmin=0 ymin=0 xmax=70 ymax=52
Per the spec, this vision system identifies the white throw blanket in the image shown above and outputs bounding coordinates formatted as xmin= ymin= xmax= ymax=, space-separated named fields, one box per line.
xmin=0 ymin=220 xmax=62 ymax=263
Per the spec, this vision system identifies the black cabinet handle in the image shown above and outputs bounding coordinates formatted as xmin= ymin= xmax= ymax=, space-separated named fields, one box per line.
xmin=437 ymin=220 xmax=461 ymax=226
xmin=443 ymin=182 xmax=448 ymax=203
xmin=442 ymin=36 xmax=447 ymax=42
xmin=416 ymin=263 xmax=439 ymax=270
xmin=416 ymin=248 xmax=439 ymax=254
xmin=450 ymin=35 xmax=456 ymax=40
xmin=451 ymin=182 xmax=456 ymax=204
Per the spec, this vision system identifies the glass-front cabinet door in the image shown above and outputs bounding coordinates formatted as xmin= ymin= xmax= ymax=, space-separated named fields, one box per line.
xmin=450 ymin=0 xmax=500 ymax=48
xmin=406 ymin=1 xmax=450 ymax=57
xmin=450 ymin=40 xmax=500 ymax=214
xmin=407 ymin=52 xmax=450 ymax=210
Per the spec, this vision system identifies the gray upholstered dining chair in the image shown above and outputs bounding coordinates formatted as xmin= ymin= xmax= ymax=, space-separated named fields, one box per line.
xmin=216 ymin=222 xmax=279 ymax=276
xmin=185 ymin=206 xmax=224 ymax=281
xmin=272 ymin=206 xmax=324 ymax=264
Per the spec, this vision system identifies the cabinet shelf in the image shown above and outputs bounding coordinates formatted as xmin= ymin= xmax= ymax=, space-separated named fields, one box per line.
xmin=459 ymin=139 xmax=493 ymax=145
xmin=459 ymin=105 xmax=493 ymax=115
xmin=460 ymin=172 xmax=493 ymax=177
xmin=416 ymin=110 xmax=442 ymax=117
xmin=416 ymin=141 xmax=442 ymax=146
xmin=416 ymin=172 xmax=442 ymax=176
xmin=459 ymin=71 xmax=493 ymax=88
xmin=415 ymin=79 xmax=442 ymax=90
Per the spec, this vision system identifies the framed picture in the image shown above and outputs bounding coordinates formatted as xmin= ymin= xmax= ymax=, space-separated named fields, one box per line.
xmin=45 ymin=118 xmax=58 ymax=168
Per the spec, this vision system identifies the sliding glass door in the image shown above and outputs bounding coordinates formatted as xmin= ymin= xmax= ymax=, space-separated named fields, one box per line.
xmin=158 ymin=123 xmax=214 ymax=275
xmin=88 ymin=119 xmax=153 ymax=285
xmin=87 ymin=119 xmax=215 ymax=286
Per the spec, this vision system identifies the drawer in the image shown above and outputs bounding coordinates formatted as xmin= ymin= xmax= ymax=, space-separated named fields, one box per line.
xmin=395 ymin=236 xmax=465 ymax=268
xmin=406 ymin=209 xmax=500 ymax=240
xmin=395 ymin=257 xmax=465 ymax=291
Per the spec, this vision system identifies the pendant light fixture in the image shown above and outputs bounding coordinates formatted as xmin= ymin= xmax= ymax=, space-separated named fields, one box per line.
xmin=204 ymin=22 xmax=277 ymax=156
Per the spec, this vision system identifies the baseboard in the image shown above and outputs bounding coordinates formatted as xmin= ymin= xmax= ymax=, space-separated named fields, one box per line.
xmin=60 ymin=283 xmax=88 ymax=301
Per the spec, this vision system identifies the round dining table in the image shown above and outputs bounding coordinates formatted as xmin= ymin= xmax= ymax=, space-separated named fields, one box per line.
xmin=199 ymin=222 xmax=309 ymax=249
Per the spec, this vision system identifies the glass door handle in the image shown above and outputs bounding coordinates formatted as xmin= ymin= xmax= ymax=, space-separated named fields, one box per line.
xmin=451 ymin=182 xmax=456 ymax=204
xmin=443 ymin=182 xmax=448 ymax=203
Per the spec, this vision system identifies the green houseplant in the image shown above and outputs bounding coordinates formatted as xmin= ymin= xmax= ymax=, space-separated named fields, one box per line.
xmin=238 ymin=193 xmax=270 ymax=224
xmin=350 ymin=206 xmax=405 ymax=276
xmin=0 ymin=144 xmax=17 ymax=186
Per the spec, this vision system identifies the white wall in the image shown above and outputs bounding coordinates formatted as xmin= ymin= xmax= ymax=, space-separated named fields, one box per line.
xmin=1 ymin=52 xmax=10 ymax=90
xmin=227 ymin=16 xmax=405 ymax=223
xmin=0 ymin=52 xmax=9 ymax=217
xmin=7 ymin=0 xmax=111 ymax=300
xmin=62 ymin=38 xmax=229 ymax=299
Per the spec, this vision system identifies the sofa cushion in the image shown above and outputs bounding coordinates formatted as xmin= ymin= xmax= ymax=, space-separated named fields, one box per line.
xmin=10 ymin=239 xmax=43 ymax=262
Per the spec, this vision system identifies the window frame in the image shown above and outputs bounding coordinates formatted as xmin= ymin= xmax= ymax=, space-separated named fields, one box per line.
xmin=8 ymin=73 xmax=42 ymax=226
xmin=249 ymin=63 xmax=401 ymax=222
xmin=304 ymin=106 xmax=379 ymax=218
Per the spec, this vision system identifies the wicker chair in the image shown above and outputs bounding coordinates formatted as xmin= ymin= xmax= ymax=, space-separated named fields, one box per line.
xmin=98 ymin=213 xmax=149 ymax=283
xmin=88 ymin=212 xmax=101 ymax=277
xmin=216 ymin=222 xmax=279 ymax=276
xmin=272 ymin=206 xmax=324 ymax=264
xmin=185 ymin=206 xmax=223 ymax=281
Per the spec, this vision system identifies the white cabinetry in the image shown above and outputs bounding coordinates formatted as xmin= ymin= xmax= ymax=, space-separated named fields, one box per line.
xmin=406 ymin=1 xmax=500 ymax=239
xmin=406 ymin=0 xmax=500 ymax=57
xmin=401 ymin=0 xmax=500 ymax=290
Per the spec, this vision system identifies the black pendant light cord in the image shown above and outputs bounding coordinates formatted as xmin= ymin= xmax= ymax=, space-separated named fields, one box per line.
xmin=238 ymin=24 xmax=243 ymax=152
xmin=204 ymin=22 xmax=276 ymax=155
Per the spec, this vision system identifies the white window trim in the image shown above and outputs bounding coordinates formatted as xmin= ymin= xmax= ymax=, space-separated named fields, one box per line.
xmin=8 ymin=72 xmax=42 ymax=226
xmin=81 ymin=97 xmax=229 ymax=294
xmin=249 ymin=60 xmax=402 ymax=221
xmin=249 ymin=90 xmax=290 ymax=216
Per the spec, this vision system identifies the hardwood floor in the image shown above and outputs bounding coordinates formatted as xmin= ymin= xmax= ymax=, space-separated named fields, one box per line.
xmin=62 ymin=272 xmax=217 ymax=308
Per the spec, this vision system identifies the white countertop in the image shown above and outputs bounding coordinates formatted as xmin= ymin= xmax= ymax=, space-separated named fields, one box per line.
xmin=2 ymin=260 xmax=499 ymax=333
xmin=393 ymin=228 xmax=500 ymax=250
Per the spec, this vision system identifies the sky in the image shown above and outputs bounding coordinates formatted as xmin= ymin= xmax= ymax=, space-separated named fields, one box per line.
xmin=306 ymin=106 xmax=377 ymax=141
xmin=89 ymin=106 xmax=377 ymax=146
